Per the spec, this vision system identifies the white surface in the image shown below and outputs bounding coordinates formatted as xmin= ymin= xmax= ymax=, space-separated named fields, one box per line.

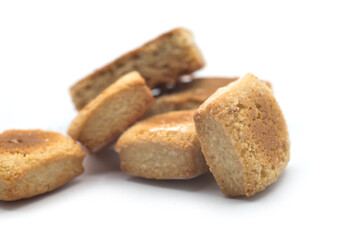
xmin=0 ymin=1 xmax=359 ymax=239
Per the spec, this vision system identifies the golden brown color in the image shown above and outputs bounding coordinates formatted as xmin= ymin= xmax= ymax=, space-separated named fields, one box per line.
xmin=70 ymin=28 xmax=205 ymax=110
xmin=0 ymin=129 xmax=85 ymax=201
xmin=68 ymin=71 xmax=154 ymax=153
xmin=145 ymin=77 xmax=237 ymax=117
xmin=194 ymin=73 xmax=290 ymax=197
xmin=115 ymin=110 xmax=208 ymax=179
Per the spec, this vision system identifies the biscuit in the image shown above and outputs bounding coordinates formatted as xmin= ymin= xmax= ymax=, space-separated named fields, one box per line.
xmin=145 ymin=77 xmax=237 ymax=117
xmin=68 ymin=71 xmax=154 ymax=153
xmin=114 ymin=110 xmax=208 ymax=179
xmin=0 ymin=129 xmax=85 ymax=201
xmin=193 ymin=73 xmax=289 ymax=197
xmin=70 ymin=28 xmax=205 ymax=110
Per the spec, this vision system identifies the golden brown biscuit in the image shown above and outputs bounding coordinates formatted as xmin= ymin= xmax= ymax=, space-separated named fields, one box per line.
xmin=114 ymin=110 xmax=208 ymax=179
xmin=0 ymin=129 xmax=85 ymax=201
xmin=68 ymin=71 xmax=154 ymax=153
xmin=193 ymin=73 xmax=289 ymax=197
xmin=145 ymin=77 xmax=238 ymax=117
xmin=70 ymin=28 xmax=205 ymax=110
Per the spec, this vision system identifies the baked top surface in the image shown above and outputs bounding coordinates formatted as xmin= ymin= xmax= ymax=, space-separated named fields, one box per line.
xmin=0 ymin=129 xmax=85 ymax=184
xmin=115 ymin=110 xmax=197 ymax=151
xmin=0 ymin=129 xmax=60 ymax=154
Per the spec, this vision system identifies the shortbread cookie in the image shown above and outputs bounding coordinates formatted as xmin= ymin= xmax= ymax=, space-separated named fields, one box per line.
xmin=70 ymin=28 xmax=205 ymax=110
xmin=114 ymin=110 xmax=208 ymax=179
xmin=145 ymin=77 xmax=237 ymax=117
xmin=68 ymin=71 xmax=154 ymax=153
xmin=0 ymin=129 xmax=85 ymax=201
xmin=194 ymin=73 xmax=289 ymax=197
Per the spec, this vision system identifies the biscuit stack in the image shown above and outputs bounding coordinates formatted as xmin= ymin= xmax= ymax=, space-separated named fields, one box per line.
xmin=0 ymin=28 xmax=290 ymax=201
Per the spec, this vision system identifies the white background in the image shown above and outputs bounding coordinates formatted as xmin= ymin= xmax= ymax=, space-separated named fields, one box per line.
xmin=0 ymin=1 xmax=359 ymax=239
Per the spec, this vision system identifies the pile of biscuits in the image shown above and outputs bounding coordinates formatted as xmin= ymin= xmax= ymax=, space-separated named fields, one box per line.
xmin=0 ymin=28 xmax=290 ymax=201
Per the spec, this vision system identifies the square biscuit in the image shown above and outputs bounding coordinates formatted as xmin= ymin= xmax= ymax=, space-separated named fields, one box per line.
xmin=194 ymin=73 xmax=290 ymax=197
xmin=68 ymin=71 xmax=154 ymax=153
xmin=70 ymin=28 xmax=205 ymax=110
xmin=114 ymin=110 xmax=208 ymax=179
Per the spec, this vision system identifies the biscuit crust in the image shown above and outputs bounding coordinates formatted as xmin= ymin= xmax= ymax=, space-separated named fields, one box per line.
xmin=0 ymin=129 xmax=85 ymax=201
xmin=194 ymin=73 xmax=290 ymax=197
xmin=70 ymin=28 xmax=205 ymax=110
xmin=115 ymin=110 xmax=208 ymax=179
xmin=68 ymin=71 xmax=154 ymax=153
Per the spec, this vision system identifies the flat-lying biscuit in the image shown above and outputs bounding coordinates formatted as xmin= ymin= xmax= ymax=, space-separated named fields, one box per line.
xmin=70 ymin=27 xmax=205 ymax=110
xmin=68 ymin=71 xmax=154 ymax=153
xmin=145 ymin=77 xmax=237 ymax=117
xmin=0 ymin=129 xmax=85 ymax=201
xmin=194 ymin=73 xmax=290 ymax=197
xmin=114 ymin=110 xmax=208 ymax=179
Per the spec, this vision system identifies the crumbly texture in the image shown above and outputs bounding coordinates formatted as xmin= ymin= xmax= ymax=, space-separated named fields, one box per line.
xmin=114 ymin=110 xmax=208 ymax=179
xmin=0 ymin=129 xmax=85 ymax=201
xmin=70 ymin=27 xmax=205 ymax=110
xmin=145 ymin=77 xmax=237 ymax=117
xmin=193 ymin=73 xmax=289 ymax=197
xmin=68 ymin=71 xmax=154 ymax=153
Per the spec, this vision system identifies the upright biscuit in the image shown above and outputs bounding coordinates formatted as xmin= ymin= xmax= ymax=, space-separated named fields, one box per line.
xmin=115 ymin=110 xmax=208 ymax=179
xmin=145 ymin=77 xmax=237 ymax=117
xmin=71 ymin=28 xmax=205 ymax=110
xmin=0 ymin=129 xmax=85 ymax=201
xmin=68 ymin=71 xmax=154 ymax=153
xmin=194 ymin=73 xmax=289 ymax=197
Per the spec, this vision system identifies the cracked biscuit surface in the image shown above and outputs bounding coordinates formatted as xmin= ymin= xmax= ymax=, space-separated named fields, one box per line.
xmin=194 ymin=73 xmax=289 ymax=197
xmin=0 ymin=129 xmax=85 ymax=201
